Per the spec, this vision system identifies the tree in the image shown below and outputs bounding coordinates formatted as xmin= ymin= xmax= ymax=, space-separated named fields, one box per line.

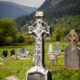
xmin=52 ymin=26 xmax=66 ymax=41
xmin=0 ymin=18 xmax=18 ymax=45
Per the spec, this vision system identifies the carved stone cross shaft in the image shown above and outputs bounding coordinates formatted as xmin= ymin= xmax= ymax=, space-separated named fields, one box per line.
xmin=29 ymin=11 xmax=50 ymax=67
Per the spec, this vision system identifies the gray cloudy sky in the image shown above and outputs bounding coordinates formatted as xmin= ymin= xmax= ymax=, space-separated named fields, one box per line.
xmin=0 ymin=0 xmax=45 ymax=8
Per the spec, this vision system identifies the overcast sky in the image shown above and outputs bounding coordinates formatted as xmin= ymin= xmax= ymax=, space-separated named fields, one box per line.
xmin=0 ymin=0 xmax=45 ymax=8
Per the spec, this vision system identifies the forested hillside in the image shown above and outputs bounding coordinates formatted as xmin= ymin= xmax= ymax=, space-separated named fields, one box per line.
xmin=16 ymin=0 xmax=80 ymax=41
xmin=16 ymin=0 xmax=80 ymax=26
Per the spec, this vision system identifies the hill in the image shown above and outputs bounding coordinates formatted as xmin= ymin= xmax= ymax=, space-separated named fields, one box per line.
xmin=16 ymin=0 xmax=80 ymax=27
xmin=39 ymin=0 xmax=80 ymax=22
xmin=0 ymin=1 xmax=37 ymax=19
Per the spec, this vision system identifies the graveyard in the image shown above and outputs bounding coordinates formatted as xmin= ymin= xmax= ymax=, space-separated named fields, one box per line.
xmin=0 ymin=42 xmax=80 ymax=80
xmin=0 ymin=0 xmax=80 ymax=80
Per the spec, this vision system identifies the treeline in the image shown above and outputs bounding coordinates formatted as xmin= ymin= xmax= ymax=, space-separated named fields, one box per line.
xmin=51 ymin=15 xmax=80 ymax=41
xmin=0 ymin=18 xmax=25 ymax=46
xmin=19 ymin=15 xmax=80 ymax=42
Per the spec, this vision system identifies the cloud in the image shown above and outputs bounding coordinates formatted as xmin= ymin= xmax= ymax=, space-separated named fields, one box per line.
xmin=0 ymin=0 xmax=45 ymax=8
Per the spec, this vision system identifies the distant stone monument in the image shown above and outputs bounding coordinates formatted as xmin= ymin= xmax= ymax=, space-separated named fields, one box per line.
xmin=3 ymin=50 xmax=8 ymax=58
xmin=11 ymin=50 xmax=15 ymax=56
xmin=54 ymin=41 xmax=60 ymax=63
xmin=26 ymin=50 xmax=30 ymax=56
xmin=18 ymin=48 xmax=25 ymax=57
xmin=48 ymin=44 xmax=55 ymax=63
xmin=26 ymin=11 xmax=52 ymax=80
xmin=64 ymin=30 xmax=80 ymax=70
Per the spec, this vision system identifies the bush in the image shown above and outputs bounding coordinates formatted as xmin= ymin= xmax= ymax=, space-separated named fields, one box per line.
xmin=24 ymin=36 xmax=34 ymax=44
xmin=45 ymin=37 xmax=52 ymax=42
xmin=0 ymin=35 xmax=5 ymax=46
xmin=18 ymin=35 xmax=25 ymax=43
xmin=4 ymin=36 xmax=13 ymax=45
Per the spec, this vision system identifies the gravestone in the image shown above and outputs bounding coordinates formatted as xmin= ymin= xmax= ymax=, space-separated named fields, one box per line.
xmin=18 ymin=48 xmax=26 ymax=57
xmin=64 ymin=30 xmax=80 ymax=70
xmin=48 ymin=44 xmax=55 ymax=63
xmin=11 ymin=50 xmax=15 ymax=56
xmin=26 ymin=11 xmax=52 ymax=80
xmin=3 ymin=50 xmax=8 ymax=58
xmin=26 ymin=50 xmax=30 ymax=56
xmin=54 ymin=41 xmax=60 ymax=63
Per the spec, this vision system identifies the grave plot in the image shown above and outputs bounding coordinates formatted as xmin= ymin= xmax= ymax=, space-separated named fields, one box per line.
xmin=64 ymin=30 xmax=80 ymax=70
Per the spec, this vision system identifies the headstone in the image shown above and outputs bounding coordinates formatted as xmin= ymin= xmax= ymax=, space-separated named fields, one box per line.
xmin=11 ymin=50 xmax=15 ymax=56
xmin=26 ymin=50 xmax=30 ymax=56
xmin=64 ymin=30 xmax=80 ymax=70
xmin=3 ymin=50 xmax=8 ymax=58
xmin=18 ymin=48 xmax=26 ymax=57
xmin=26 ymin=11 xmax=52 ymax=80
xmin=48 ymin=44 xmax=53 ymax=54
xmin=54 ymin=41 xmax=60 ymax=63
xmin=48 ymin=44 xmax=55 ymax=63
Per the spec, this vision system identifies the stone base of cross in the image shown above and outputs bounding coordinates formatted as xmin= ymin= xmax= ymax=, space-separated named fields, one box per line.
xmin=26 ymin=11 xmax=52 ymax=80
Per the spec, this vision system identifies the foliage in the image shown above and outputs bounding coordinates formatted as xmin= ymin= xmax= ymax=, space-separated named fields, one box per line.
xmin=52 ymin=26 xmax=66 ymax=41
xmin=0 ymin=18 xmax=18 ymax=45
xmin=24 ymin=36 xmax=34 ymax=44
xmin=51 ymin=15 xmax=80 ymax=32
xmin=18 ymin=36 xmax=25 ymax=43
xmin=4 ymin=36 xmax=13 ymax=45
xmin=16 ymin=0 xmax=80 ymax=27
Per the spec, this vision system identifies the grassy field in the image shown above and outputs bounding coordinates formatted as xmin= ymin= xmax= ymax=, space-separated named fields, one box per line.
xmin=0 ymin=42 xmax=80 ymax=80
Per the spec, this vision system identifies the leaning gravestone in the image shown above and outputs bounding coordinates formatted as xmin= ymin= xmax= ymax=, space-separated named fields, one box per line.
xmin=11 ymin=50 xmax=15 ymax=56
xmin=26 ymin=11 xmax=52 ymax=80
xmin=64 ymin=30 xmax=80 ymax=70
xmin=54 ymin=41 xmax=60 ymax=63
xmin=48 ymin=44 xmax=55 ymax=63
xmin=3 ymin=50 xmax=8 ymax=58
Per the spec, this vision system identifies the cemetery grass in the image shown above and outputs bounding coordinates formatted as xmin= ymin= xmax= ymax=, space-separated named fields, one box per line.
xmin=0 ymin=42 xmax=80 ymax=80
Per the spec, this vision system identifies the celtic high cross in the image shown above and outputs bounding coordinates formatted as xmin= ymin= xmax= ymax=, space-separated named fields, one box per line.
xmin=29 ymin=11 xmax=50 ymax=67
xmin=66 ymin=30 xmax=79 ymax=47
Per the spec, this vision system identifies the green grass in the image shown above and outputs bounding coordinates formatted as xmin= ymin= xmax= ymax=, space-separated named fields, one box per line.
xmin=0 ymin=42 xmax=80 ymax=80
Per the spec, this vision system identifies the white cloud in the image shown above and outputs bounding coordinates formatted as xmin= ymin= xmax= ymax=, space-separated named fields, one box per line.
xmin=0 ymin=0 xmax=45 ymax=8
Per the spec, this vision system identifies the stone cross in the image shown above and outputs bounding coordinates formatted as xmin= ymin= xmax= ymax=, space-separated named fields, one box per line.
xmin=29 ymin=11 xmax=50 ymax=67
xmin=64 ymin=30 xmax=80 ymax=70
xmin=27 ymin=11 xmax=52 ymax=80
xmin=66 ymin=30 xmax=79 ymax=47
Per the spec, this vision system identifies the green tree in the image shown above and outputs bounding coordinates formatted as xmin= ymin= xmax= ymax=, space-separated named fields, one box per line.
xmin=18 ymin=35 xmax=24 ymax=43
xmin=52 ymin=26 xmax=66 ymax=41
xmin=0 ymin=18 xmax=18 ymax=45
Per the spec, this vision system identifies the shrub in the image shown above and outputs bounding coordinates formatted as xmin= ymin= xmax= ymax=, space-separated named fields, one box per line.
xmin=4 ymin=36 xmax=13 ymax=45
xmin=24 ymin=36 xmax=34 ymax=44
xmin=18 ymin=35 xmax=25 ymax=43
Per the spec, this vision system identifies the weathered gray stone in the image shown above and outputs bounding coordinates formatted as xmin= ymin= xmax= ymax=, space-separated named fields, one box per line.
xmin=26 ymin=11 xmax=52 ymax=80
xmin=54 ymin=41 xmax=60 ymax=63
xmin=64 ymin=46 xmax=80 ymax=70
xmin=26 ymin=50 xmax=30 ymax=56
xmin=64 ymin=30 xmax=80 ymax=70
xmin=48 ymin=44 xmax=55 ymax=63
xmin=18 ymin=48 xmax=25 ymax=57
